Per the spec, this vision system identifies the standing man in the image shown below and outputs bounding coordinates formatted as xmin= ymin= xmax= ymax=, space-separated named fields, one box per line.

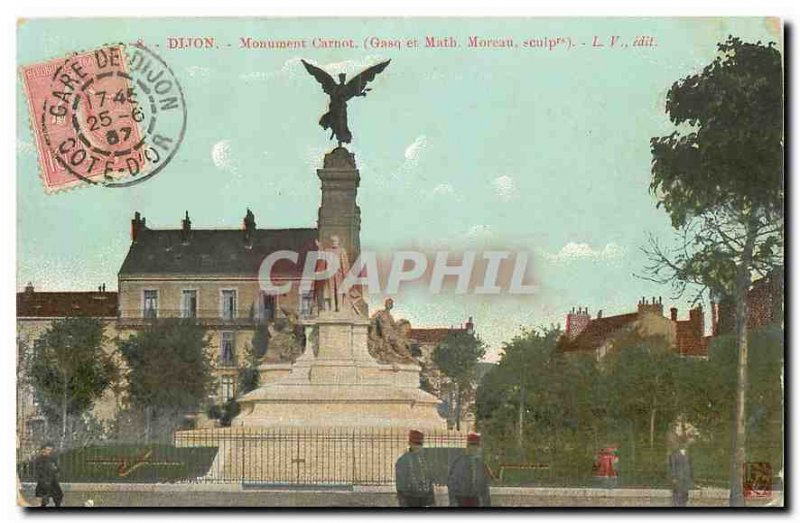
xmin=34 ymin=443 xmax=63 ymax=508
xmin=447 ymin=433 xmax=492 ymax=507
xmin=395 ymin=430 xmax=435 ymax=507
xmin=669 ymin=445 xmax=693 ymax=507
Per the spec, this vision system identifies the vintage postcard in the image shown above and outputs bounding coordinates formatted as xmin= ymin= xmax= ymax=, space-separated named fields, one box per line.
xmin=15 ymin=17 xmax=784 ymax=508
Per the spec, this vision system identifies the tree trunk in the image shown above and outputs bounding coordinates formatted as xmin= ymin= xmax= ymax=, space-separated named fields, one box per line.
xmin=60 ymin=375 xmax=68 ymax=448
xmin=649 ymin=408 xmax=657 ymax=448
xmin=730 ymin=221 xmax=757 ymax=507
xmin=455 ymin=383 xmax=462 ymax=431
xmin=518 ymin=381 xmax=525 ymax=451
xmin=145 ymin=406 xmax=152 ymax=444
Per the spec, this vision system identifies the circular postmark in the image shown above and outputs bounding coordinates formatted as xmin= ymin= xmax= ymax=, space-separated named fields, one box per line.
xmin=36 ymin=42 xmax=186 ymax=189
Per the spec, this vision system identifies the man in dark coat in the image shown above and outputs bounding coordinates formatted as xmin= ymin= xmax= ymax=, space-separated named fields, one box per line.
xmin=447 ymin=433 xmax=492 ymax=507
xmin=395 ymin=430 xmax=435 ymax=507
xmin=669 ymin=446 xmax=693 ymax=507
xmin=34 ymin=443 xmax=63 ymax=508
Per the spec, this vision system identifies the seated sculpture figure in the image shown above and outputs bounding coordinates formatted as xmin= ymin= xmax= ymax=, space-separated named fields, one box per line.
xmin=368 ymin=298 xmax=416 ymax=365
xmin=261 ymin=307 xmax=305 ymax=364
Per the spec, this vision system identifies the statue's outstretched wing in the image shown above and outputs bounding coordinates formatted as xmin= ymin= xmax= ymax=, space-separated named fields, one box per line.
xmin=343 ymin=60 xmax=391 ymax=99
xmin=301 ymin=60 xmax=337 ymax=95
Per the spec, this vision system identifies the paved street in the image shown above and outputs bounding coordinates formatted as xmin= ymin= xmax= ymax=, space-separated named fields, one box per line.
xmin=19 ymin=483 xmax=782 ymax=508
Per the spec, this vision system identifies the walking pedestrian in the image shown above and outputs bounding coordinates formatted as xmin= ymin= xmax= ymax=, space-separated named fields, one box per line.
xmin=669 ymin=446 xmax=693 ymax=507
xmin=395 ymin=429 xmax=435 ymax=507
xmin=34 ymin=443 xmax=63 ymax=508
xmin=447 ymin=432 xmax=492 ymax=507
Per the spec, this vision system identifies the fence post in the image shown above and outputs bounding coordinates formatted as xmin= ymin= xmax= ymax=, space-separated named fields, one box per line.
xmin=351 ymin=429 xmax=356 ymax=485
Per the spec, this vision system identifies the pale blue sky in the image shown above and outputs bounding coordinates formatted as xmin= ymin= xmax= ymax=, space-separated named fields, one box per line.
xmin=16 ymin=18 xmax=780 ymax=358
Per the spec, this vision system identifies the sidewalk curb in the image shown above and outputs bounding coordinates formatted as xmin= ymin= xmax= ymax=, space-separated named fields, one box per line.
xmin=21 ymin=482 xmax=745 ymax=499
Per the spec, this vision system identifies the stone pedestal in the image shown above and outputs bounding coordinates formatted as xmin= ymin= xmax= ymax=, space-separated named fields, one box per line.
xmin=317 ymin=147 xmax=361 ymax=264
xmin=232 ymin=310 xmax=444 ymax=430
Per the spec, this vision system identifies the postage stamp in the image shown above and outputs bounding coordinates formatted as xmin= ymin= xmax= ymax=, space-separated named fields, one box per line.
xmin=19 ymin=42 xmax=187 ymax=192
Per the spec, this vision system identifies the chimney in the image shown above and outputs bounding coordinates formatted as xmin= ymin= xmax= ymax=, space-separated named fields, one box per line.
xmin=689 ymin=305 xmax=704 ymax=338
xmin=465 ymin=316 xmax=475 ymax=335
xmin=597 ymin=310 xmax=603 ymax=319
xmin=181 ymin=211 xmax=192 ymax=244
xmin=638 ymin=296 xmax=664 ymax=317
xmin=670 ymin=307 xmax=678 ymax=321
xmin=243 ymin=208 xmax=256 ymax=247
xmin=566 ymin=306 xmax=591 ymax=340
xmin=24 ymin=282 xmax=34 ymax=294
xmin=131 ymin=211 xmax=146 ymax=242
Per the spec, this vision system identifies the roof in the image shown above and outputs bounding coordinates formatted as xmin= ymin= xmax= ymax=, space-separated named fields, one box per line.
xmin=409 ymin=327 xmax=465 ymax=345
xmin=17 ymin=291 xmax=118 ymax=318
xmin=119 ymin=227 xmax=318 ymax=276
xmin=559 ymin=312 xmax=639 ymax=353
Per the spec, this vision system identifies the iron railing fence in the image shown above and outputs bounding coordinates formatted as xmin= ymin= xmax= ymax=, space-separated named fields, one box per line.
xmin=17 ymin=428 xmax=470 ymax=487
xmin=18 ymin=428 xmax=780 ymax=489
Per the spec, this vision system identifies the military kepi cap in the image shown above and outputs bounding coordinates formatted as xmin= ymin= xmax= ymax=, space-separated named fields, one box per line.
xmin=408 ymin=429 xmax=424 ymax=444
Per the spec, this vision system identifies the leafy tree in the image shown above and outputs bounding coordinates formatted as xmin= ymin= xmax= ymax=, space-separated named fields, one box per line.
xmin=603 ymin=335 xmax=686 ymax=448
xmin=645 ymin=36 xmax=783 ymax=505
xmin=26 ymin=317 xmax=118 ymax=447
xmin=251 ymin=322 xmax=270 ymax=359
xmin=476 ymin=328 xmax=569 ymax=456
xmin=118 ymin=319 xmax=213 ymax=441
xmin=432 ymin=329 xmax=486 ymax=430
xmin=703 ymin=326 xmax=783 ymax=462
xmin=238 ymin=327 xmax=268 ymax=397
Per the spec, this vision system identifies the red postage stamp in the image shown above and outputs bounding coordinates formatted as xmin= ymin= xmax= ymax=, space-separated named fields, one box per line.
xmin=20 ymin=46 xmax=144 ymax=191
xmin=19 ymin=43 xmax=186 ymax=192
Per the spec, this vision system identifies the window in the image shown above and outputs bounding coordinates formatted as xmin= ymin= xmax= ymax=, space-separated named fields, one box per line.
xmin=262 ymin=293 xmax=276 ymax=321
xmin=181 ymin=290 xmax=197 ymax=319
xmin=221 ymin=290 xmax=237 ymax=320
xmin=220 ymin=331 xmax=235 ymax=366
xmin=220 ymin=376 xmax=235 ymax=402
xmin=301 ymin=291 xmax=314 ymax=317
xmin=143 ymin=290 xmax=158 ymax=318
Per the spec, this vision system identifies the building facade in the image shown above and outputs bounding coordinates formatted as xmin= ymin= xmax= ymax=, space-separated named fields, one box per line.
xmin=117 ymin=210 xmax=318 ymax=404
xmin=558 ymin=297 xmax=709 ymax=359
xmin=558 ymin=270 xmax=784 ymax=360
xmin=16 ymin=285 xmax=120 ymax=447
xmin=18 ymin=147 xmax=364 ymax=427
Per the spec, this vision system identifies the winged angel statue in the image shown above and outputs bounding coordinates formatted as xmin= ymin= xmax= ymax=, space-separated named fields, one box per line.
xmin=301 ymin=59 xmax=391 ymax=146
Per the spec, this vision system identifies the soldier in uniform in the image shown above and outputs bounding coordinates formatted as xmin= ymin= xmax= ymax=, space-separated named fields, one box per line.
xmin=34 ymin=443 xmax=63 ymax=508
xmin=669 ymin=446 xmax=693 ymax=507
xmin=447 ymin=433 xmax=492 ymax=507
xmin=395 ymin=429 xmax=435 ymax=507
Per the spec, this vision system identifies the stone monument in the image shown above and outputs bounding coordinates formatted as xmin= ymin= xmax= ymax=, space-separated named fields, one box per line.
xmin=174 ymin=62 xmax=448 ymax=484
xmin=234 ymin=146 xmax=442 ymax=431
xmin=174 ymin=148 xmax=446 ymax=483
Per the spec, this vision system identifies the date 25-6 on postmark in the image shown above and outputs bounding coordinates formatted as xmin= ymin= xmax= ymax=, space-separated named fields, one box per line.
xmin=20 ymin=42 xmax=187 ymax=192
